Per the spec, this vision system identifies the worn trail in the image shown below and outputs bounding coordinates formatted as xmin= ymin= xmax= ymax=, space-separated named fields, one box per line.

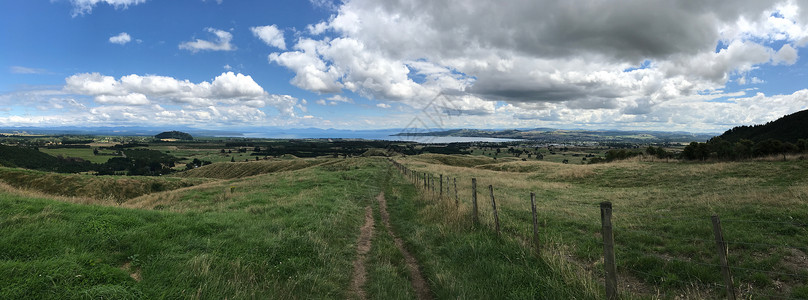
xmin=349 ymin=206 xmax=375 ymax=300
xmin=376 ymin=192 xmax=433 ymax=300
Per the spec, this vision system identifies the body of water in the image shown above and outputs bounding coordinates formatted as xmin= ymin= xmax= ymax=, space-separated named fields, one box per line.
xmin=377 ymin=136 xmax=522 ymax=143
xmin=237 ymin=131 xmax=521 ymax=143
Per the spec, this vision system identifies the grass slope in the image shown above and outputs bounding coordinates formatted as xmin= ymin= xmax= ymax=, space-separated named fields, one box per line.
xmin=395 ymin=154 xmax=808 ymax=298
xmin=380 ymin=165 xmax=602 ymax=299
xmin=0 ymin=167 xmax=207 ymax=203
xmin=175 ymin=159 xmax=326 ymax=179
xmin=0 ymin=158 xmax=388 ymax=299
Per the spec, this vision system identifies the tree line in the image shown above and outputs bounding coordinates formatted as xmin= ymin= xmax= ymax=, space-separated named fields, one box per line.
xmin=681 ymin=137 xmax=808 ymax=161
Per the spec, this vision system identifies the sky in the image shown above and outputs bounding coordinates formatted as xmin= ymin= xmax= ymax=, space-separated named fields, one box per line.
xmin=2 ymin=0 xmax=808 ymax=133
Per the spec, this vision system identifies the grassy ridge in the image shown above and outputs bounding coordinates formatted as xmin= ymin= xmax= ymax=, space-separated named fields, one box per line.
xmin=0 ymin=158 xmax=390 ymax=299
xmin=396 ymin=155 xmax=808 ymax=298
xmin=0 ymin=167 xmax=207 ymax=203
xmin=175 ymin=159 xmax=326 ymax=179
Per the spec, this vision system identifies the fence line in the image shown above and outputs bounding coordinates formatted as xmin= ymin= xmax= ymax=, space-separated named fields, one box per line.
xmin=386 ymin=159 xmax=805 ymax=299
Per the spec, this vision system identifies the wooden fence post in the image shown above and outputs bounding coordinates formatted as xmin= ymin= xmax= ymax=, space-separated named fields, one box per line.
xmin=472 ymin=178 xmax=478 ymax=224
xmin=440 ymin=174 xmax=443 ymax=197
xmin=712 ymin=215 xmax=736 ymax=300
xmin=600 ymin=202 xmax=617 ymax=300
xmin=423 ymin=173 xmax=427 ymax=190
xmin=454 ymin=177 xmax=458 ymax=207
xmin=489 ymin=185 xmax=500 ymax=235
xmin=447 ymin=177 xmax=450 ymax=197
xmin=530 ymin=192 xmax=540 ymax=251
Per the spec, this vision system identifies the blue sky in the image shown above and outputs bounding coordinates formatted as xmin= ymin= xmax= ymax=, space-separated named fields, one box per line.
xmin=2 ymin=0 xmax=808 ymax=133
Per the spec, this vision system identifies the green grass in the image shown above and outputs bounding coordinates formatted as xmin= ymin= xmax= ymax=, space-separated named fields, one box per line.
xmin=0 ymin=167 xmax=208 ymax=203
xmin=175 ymin=158 xmax=326 ymax=179
xmin=160 ymin=148 xmax=265 ymax=168
xmin=0 ymin=158 xmax=391 ymax=299
xmin=38 ymin=148 xmax=115 ymax=164
xmin=380 ymin=164 xmax=602 ymax=299
xmin=5 ymin=153 xmax=805 ymax=299
xmin=396 ymin=155 xmax=808 ymax=299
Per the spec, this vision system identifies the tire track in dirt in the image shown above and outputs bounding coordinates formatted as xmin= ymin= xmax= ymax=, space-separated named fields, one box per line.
xmin=376 ymin=192 xmax=433 ymax=300
xmin=349 ymin=206 xmax=375 ymax=300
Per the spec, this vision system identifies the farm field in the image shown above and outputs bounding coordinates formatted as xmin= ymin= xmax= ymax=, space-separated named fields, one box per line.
xmin=0 ymin=152 xmax=806 ymax=299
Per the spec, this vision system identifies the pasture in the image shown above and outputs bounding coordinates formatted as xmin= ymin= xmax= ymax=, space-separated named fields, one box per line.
xmin=0 ymin=150 xmax=806 ymax=299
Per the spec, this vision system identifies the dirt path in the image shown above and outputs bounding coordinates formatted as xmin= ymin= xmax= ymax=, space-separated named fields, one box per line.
xmin=376 ymin=192 xmax=433 ymax=300
xmin=349 ymin=206 xmax=375 ymax=300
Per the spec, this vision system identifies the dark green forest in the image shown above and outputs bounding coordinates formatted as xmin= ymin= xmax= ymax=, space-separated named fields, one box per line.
xmin=678 ymin=109 xmax=808 ymax=161
xmin=718 ymin=109 xmax=808 ymax=143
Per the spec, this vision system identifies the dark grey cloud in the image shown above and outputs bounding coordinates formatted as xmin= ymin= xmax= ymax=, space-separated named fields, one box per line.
xmin=346 ymin=0 xmax=792 ymax=61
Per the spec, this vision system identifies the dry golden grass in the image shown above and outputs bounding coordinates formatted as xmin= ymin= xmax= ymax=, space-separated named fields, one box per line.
xmin=0 ymin=181 xmax=107 ymax=206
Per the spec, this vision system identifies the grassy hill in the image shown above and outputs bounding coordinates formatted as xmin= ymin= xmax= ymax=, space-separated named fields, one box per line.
xmin=0 ymin=157 xmax=602 ymax=299
xmin=175 ymin=158 xmax=327 ymax=179
xmin=393 ymin=154 xmax=808 ymax=299
xmin=0 ymin=167 xmax=208 ymax=204
xmin=718 ymin=109 xmax=808 ymax=143
xmin=2 ymin=154 xmax=807 ymax=298
xmin=154 ymin=131 xmax=193 ymax=140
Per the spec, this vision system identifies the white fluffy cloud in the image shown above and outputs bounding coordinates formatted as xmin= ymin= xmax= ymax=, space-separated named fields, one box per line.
xmin=109 ymin=32 xmax=131 ymax=45
xmin=251 ymin=25 xmax=286 ymax=50
xmin=263 ymin=0 xmax=808 ymax=130
xmin=59 ymin=72 xmax=299 ymax=125
xmin=774 ymin=44 xmax=799 ymax=65
xmin=69 ymin=0 xmax=146 ymax=16
xmin=179 ymin=28 xmax=236 ymax=53
xmin=95 ymin=93 xmax=149 ymax=105
xmin=65 ymin=71 xmax=282 ymax=107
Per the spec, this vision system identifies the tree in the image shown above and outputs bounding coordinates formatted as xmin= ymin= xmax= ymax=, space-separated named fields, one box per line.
xmin=682 ymin=142 xmax=710 ymax=161
xmin=231 ymin=156 xmax=235 ymax=162
xmin=733 ymin=140 xmax=754 ymax=160
xmin=797 ymin=139 xmax=808 ymax=152
xmin=655 ymin=147 xmax=669 ymax=159
xmin=753 ymin=139 xmax=783 ymax=157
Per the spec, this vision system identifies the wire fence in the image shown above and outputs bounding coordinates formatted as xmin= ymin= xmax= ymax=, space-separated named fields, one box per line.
xmin=387 ymin=159 xmax=808 ymax=300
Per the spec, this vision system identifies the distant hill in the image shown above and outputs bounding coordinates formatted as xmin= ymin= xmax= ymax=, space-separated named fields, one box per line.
xmin=392 ymin=128 xmax=715 ymax=143
xmin=717 ymin=109 xmax=808 ymax=143
xmin=155 ymin=131 xmax=193 ymax=140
